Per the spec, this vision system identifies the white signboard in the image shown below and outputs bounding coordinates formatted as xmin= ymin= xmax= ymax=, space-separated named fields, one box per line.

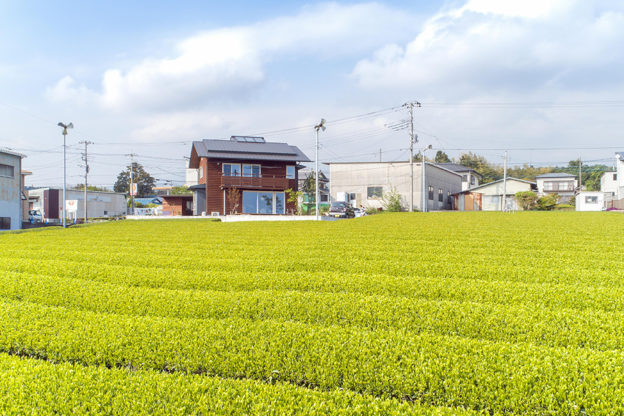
xmin=66 ymin=200 xmax=78 ymax=213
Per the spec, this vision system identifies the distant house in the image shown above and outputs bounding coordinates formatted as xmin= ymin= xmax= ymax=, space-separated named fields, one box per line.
xmin=436 ymin=163 xmax=482 ymax=191
xmin=535 ymin=173 xmax=577 ymax=203
xmin=0 ymin=149 xmax=26 ymax=230
xmin=600 ymin=171 xmax=617 ymax=197
xmin=188 ymin=136 xmax=310 ymax=215
xmin=327 ymin=161 xmax=462 ymax=211
xmin=161 ymin=195 xmax=193 ymax=216
xmin=297 ymin=168 xmax=330 ymax=212
xmin=454 ymin=177 xmax=537 ymax=211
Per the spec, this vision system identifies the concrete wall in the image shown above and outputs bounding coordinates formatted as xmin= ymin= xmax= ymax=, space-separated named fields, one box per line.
xmin=29 ymin=188 xmax=126 ymax=220
xmin=328 ymin=162 xmax=461 ymax=211
xmin=576 ymin=192 xmax=605 ymax=211
xmin=601 ymin=171 xmax=617 ymax=196
xmin=0 ymin=152 xmax=22 ymax=230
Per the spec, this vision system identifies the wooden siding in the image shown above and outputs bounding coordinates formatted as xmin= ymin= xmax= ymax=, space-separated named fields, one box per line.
xmin=202 ymin=158 xmax=299 ymax=215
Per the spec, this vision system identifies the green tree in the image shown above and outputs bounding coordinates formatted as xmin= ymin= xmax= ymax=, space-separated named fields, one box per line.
xmin=434 ymin=151 xmax=451 ymax=163
xmin=382 ymin=186 xmax=403 ymax=212
xmin=170 ymin=186 xmax=192 ymax=195
xmin=536 ymin=194 xmax=559 ymax=211
xmin=457 ymin=152 xmax=502 ymax=184
xmin=515 ymin=191 xmax=538 ymax=210
xmin=302 ymin=173 xmax=316 ymax=203
xmin=285 ymin=188 xmax=303 ymax=215
xmin=113 ymin=162 xmax=156 ymax=197
xmin=72 ymin=184 xmax=110 ymax=192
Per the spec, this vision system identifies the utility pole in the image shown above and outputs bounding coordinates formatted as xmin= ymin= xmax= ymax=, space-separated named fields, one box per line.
xmin=502 ymin=151 xmax=508 ymax=212
xmin=79 ymin=140 xmax=93 ymax=224
xmin=314 ymin=119 xmax=326 ymax=221
xmin=578 ymin=157 xmax=582 ymax=190
xmin=379 ymin=148 xmax=382 ymax=162
xmin=57 ymin=122 xmax=73 ymax=228
xmin=403 ymin=101 xmax=421 ymax=212
xmin=421 ymin=144 xmax=432 ymax=212
xmin=126 ymin=153 xmax=137 ymax=215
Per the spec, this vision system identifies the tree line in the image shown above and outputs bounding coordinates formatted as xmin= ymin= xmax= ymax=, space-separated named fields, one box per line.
xmin=433 ymin=151 xmax=610 ymax=191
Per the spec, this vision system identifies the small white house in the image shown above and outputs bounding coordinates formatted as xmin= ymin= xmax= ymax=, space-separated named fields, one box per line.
xmin=576 ymin=191 xmax=605 ymax=211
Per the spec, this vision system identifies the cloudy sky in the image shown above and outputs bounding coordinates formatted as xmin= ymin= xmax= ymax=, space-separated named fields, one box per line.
xmin=1 ymin=0 xmax=623 ymax=187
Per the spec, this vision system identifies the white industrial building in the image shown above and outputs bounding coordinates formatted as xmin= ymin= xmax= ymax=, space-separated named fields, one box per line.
xmin=0 ymin=149 xmax=25 ymax=230
xmin=28 ymin=188 xmax=126 ymax=222
xmin=327 ymin=161 xmax=462 ymax=211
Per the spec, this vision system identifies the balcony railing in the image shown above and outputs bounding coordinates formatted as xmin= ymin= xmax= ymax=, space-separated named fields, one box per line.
xmin=221 ymin=174 xmax=289 ymax=190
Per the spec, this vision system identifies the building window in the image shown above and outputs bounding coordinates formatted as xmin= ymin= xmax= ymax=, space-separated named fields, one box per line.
xmin=614 ymin=173 xmax=618 ymax=181
xmin=349 ymin=193 xmax=356 ymax=201
xmin=243 ymin=164 xmax=261 ymax=177
xmin=0 ymin=164 xmax=14 ymax=178
xmin=470 ymin=176 xmax=475 ymax=185
xmin=447 ymin=191 xmax=452 ymax=205
xmin=428 ymin=185 xmax=434 ymax=200
xmin=462 ymin=175 xmax=467 ymax=182
xmin=438 ymin=189 xmax=443 ymax=202
xmin=320 ymin=194 xmax=329 ymax=202
xmin=367 ymin=186 xmax=383 ymax=199
xmin=286 ymin=166 xmax=296 ymax=179
xmin=0 ymin=217 xmax=9 ymax=230
xmin=199 ymin=166 xmax=204 ymax=179
xmin=223 ymin=163 xmax=241 ymax=176
xmin=242 ymin=191 xmax=285 ymax=214
xmin=544 ymin=181 xmax=574 ymax=192
xmin=585 ymin=196 xmax=598 ymax=204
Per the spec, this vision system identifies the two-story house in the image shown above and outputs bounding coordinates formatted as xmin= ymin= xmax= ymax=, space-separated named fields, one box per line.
xmin=535 ymin=172 xmax=577 ymax=203
xmin=436 ymin=163 xmax=482 ymax=191
xmin=297 ymin=168 xmax=330 ymax=212
xmin=188 ymin=136 xmax=310 ymax=215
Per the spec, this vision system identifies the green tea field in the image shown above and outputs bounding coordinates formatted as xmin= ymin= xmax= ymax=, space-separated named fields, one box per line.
xmin=1 ymin=212 xmax=623 ymax=415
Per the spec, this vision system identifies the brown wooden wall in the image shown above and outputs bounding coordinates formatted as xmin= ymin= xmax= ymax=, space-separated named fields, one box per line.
xmin=202 ymin=158 xmax=299 ymax=215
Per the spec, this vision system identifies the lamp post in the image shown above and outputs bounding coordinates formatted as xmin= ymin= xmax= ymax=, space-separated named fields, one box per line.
xmin=421 ymin=144 xmax=432 ymax=212
xmin=314 ymin=119 xmax=326 ymax=221
xmin=57 ymin=122 xmax=73 ymax=228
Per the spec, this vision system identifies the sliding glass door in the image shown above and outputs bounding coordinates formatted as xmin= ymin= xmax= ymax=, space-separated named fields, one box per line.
xmin=242 ymin=191 xmax=286 ymax=214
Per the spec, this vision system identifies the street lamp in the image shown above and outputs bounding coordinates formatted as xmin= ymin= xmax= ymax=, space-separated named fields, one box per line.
xmin=58 ymin=122 xmax=73 ymax=228
xmin=421 ymin=144 xmax=432 ymax=212
xmin=314 ymin=119 xmax=326 ymax=221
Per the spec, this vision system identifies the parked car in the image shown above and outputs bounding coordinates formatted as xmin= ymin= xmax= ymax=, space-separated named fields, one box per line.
xmin=353 ymin=208 xmax=366 ymax=218
xmin=327 ymin=202 xmax=354 ymax=218
xmin=28 ymin=209 xmax=43 ymax=223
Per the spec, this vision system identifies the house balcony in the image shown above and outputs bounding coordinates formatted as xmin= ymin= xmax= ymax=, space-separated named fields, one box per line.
xmin=220 ymin=175 xmax=289 ymax=190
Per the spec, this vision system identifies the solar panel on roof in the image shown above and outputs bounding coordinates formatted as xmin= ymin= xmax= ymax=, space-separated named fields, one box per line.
xmin=230 ymin=136 xmax=266 ymax=143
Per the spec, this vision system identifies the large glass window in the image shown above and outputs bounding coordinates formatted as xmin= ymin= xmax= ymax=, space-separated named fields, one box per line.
xmin=367 ymin=186 xmax=383 ymax=199
xmin=243 ymin=164 xmax=261 ymax=177
xmin=286 ymin=166 xmax=296 ymax=179
xmin=275 ymin=193 xmax=285 ymax=214
xmin=242 ymin=192 xmax=257 ymax=213
xmin=258 ymin=192 xmax=273 ymax=214
xmin=223 ymin=163 xmax=241 ymax=176
xmin=242 ymin=191 xmax=286 ymax=214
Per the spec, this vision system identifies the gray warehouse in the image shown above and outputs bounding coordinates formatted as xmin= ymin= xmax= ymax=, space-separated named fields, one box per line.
xmin=327 ymin=161 xmax=462 ymax=211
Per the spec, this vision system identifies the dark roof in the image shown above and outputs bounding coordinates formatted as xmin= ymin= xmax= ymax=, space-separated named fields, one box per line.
xmin=453 ymin=177 xmax=536 ymax=194
xmin=192 ymin=138 xmax=310 ymax=163
xmin=535 ymin=172 xmax=576 ymax=178
xmin=436 ymin=163 xmax=482 ymax=177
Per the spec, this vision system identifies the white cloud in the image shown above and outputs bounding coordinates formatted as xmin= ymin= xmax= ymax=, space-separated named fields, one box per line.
xmin=48 ymin=2 xmax=415 ymax=112
xmin=352 ymin=0 xmax=624 ymax=96
xmin=45 ymin=76 xmax=96 ymax=104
